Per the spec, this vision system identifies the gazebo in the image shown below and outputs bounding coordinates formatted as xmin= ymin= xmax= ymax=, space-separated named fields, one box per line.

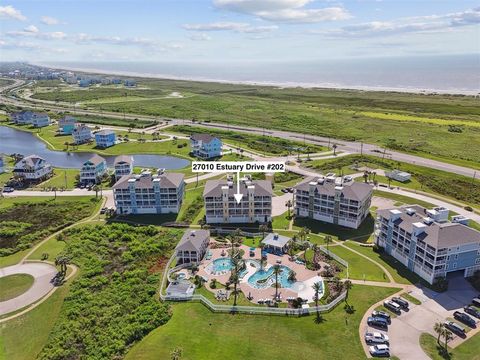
xmin=261 ymin=233 xmax=292 ymax=254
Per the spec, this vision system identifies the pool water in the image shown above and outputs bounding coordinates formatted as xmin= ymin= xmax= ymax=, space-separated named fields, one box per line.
xmin=247 ymin=265 xmax=294 ymax=289
xmin=211 ymin=258 xmax=234 ymax=273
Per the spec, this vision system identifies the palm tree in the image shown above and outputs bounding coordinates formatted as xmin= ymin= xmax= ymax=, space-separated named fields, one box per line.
xmin=92 ymin=185 xmax=99 ymax=198
xmin=343 ymin=280 xmax=352 ymax=305
xmin=442 ymin=327 xmax=453 ymax=352
xmin=312 ymin=281 xmax=323 ymax=322
xmin=170 ymin=347 xmax=183 ymax=360
xmin=55 ymin=256 xmax=69 ymax=275
xmin=259 ymin=224 xmax=269 ymax=239
xmin=298 ymin=228 xmax=306 ymax=242
xmin=324 ymin=235 xmax=332 ymax=255
xmin=64 ymin=141 xmax=69 ymax=151
xmin=363 ymin=171 xmax=369 ymax=183
xmin=259 ymin=255 xmax=266 ymax=271
xmin=52 ymin=187 xmax=57 ymax=200
xmin=434 ymin=322 xmax=444 ymax=345
xmin=332 ymin=143 xmax=337 ymax=155
xmin=285 ymin=199 xmax=293 ymax=219
xmin=230 ymin=257 xmax=243 ymax=306
xmin=311 ymin=244 xmax=319 ymax=269
xmin=303 ymin=242 xmax=310 ymax=263
xmin=273 ymin=264 xmax=281 ymax=301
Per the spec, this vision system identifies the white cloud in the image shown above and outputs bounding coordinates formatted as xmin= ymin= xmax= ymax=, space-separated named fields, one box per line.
xmin=24 ymin=25 xmax=39 ymax=33
xmin=213 ymin=0 xmax=351 ymax=23
xmin=41 ymin=16 xmax=62 ymax=25
xmin=189 ymin=33 xmax=212 ymax=41
xmin=318 ymin=7 xmax=480 ymax=38
xmin=75 ymin=33 xmax=157 ymax=47
xmin=0 ymin=5 xmax=26 ymax=21
xmin=6 ymin=29 xmax=67 ymax=40
xmin=183 ymin=21 xmax=278 ymax=33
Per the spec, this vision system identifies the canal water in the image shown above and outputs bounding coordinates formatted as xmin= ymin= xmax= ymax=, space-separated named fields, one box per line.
xmin=0 ymin=126 xmax=190 ymax=169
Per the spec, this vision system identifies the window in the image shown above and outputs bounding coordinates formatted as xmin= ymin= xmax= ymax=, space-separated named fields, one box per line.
xmin=454 ymin=254 xmax=459 ymax=260
xmin=475 ymin=258 xmax=480 ymax=265
xmin=453 ymin=263 xmax=457 ymax=269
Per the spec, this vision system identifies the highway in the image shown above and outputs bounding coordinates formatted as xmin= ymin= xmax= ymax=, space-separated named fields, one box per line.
xmin=1 ymin=78 xmax=478 ymax=178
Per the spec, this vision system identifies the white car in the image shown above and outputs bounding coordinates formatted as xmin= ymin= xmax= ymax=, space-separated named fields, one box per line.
xmin=365 ymin=332 xmax=389 ymax=344
xmin=369 ymin=344 xmax=390 ymax=357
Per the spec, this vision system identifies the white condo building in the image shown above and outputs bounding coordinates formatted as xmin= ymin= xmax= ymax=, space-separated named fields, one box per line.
xmin=113 ymin=170 xmax=185 ymax=215
xmin=203 ymin=175 xmax=272 ymax=224
xmin=294 ymin=176 xmax=373 ymax=229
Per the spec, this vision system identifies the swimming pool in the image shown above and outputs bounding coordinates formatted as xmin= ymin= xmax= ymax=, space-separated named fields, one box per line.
xmin=210 ymin=258 xmax=234 ymax=273
xmin=247 ymin=265 xmax=294 ymax=289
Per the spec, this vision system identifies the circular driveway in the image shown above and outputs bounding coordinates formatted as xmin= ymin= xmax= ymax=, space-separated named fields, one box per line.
xmin=0 ymin=262 xmax=57 ymax=316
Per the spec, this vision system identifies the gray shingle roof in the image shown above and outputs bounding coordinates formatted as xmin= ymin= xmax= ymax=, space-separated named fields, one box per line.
xmin=114 ymin=155 xmax=133 ymax=165
xmin=191 ymin=134 xmax=218 ymax=143
xmin=175 ymin=230 xmax=210 ymax=252
xmin=377 ymin=205 xmax=480 ymax=248
xmin=295 ymin=176 xmax=372 ymax=202
xmin=203 ymin=179 xmax=272 ymax=197
xmin=112 ymin=172 xmax=185 ymax=189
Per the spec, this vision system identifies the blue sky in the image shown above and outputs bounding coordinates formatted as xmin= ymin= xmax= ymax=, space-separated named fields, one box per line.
xmin=0 ymin=0 xmax=479 ymax=62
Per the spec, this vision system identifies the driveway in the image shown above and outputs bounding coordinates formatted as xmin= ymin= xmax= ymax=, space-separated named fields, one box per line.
xmin=0 ymin=262 xmax=57 ymax=316
xmin=272 ymin=192 xmax=293 ymax=217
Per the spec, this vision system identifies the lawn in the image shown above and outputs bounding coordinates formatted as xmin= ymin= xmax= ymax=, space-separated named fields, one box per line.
xmin=420 ymin=333 xmax=480 ymax=360
xmin=327 ymin=245 xmax=389 ymax=282
xmin=125 ymin=285 xmax=399 ymax=360
xmin=374 ymin=190 xmax=436 ymax=209
xmin=0 ymin=274 xmax=34 ymax=301
xmin=272 ymin=213 xmax=291 ymax=230
xmin=33 ymin=168 xmax=79 ymax=190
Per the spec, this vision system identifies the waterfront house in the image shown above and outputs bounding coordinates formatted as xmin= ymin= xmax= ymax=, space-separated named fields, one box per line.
xmin=79 ymin=154 xmax=107 ymax=185
xmin=190 ymin=134 xmax=222 ymax=159
xmin=294 ymin=176 xmax=373 ymax=229
xmin=13 ymin=154 xmax=53 ymax=182
xmin=203 ymin=175 xmax=272 ymax=224
xmin=175 ymin=230 xmax=210 ymax=264
xmin=0 ymin=155 xmax=4 ymax=174
xmin=58 ymin=116 xmax=77 ymax=135
xmin=95 ymin=129 xmax=116 ymax=148
xmin=31 ymin=113 xmax=50 ymax=128
xmin=114 ymin=155 xmax=134 ymax=181
xmin=113 ymin=169 xmax=185 ymax=214
xmin=375 ymin=205 xmax=480 ymax=284
xmin=72 ymin=123 xmax=93 ymax=145
xmin=10 ymin=111 xmax=50 ymax=127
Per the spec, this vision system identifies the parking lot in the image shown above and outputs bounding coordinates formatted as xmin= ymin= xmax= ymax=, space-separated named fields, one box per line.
xmin=363 ymin=273 xmax=479 ymax=359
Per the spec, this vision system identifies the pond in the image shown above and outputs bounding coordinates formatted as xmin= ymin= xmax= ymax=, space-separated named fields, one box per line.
xmin=0 ymin=126 xmax=190 ymax=169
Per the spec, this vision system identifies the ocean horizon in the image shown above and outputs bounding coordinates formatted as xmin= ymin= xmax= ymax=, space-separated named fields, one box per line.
xmin=37 ymin=54 xmax=480 ymax=95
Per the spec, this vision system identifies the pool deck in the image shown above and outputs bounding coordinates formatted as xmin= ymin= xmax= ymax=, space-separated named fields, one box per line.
xmin=197 ymin=243 xmax=323 ymax=304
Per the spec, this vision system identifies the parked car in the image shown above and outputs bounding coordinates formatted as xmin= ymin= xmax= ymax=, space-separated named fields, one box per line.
xmin=2 ymin=186 xmax=14 ymax=193
xmin=372 ymin=310 xmax=391 ymax=323
xmin=392 ymin=297 xmax=409 ymax=309
xmin=281 ymin=188 xmax=288 ymax=193
xmin=453 ymin=311 xmax=476 ymax=327
xmin=369 ymin=344 xmax=390 ymax=357
xmin=444 ymin=321 xmax=466 ymax=336
xmin=472 ymin=297 xmax=480 ymax=307
xmin=367 ymin=316 xmax=389 ymax=329
xmin=464 ymin=306 xmax=480 ymax=319
xmin=365 ymin=332 xmax=389 ymax=345
xmin=344 ymin=175 xmax=353 ymax=182
xmin=286 ymin=187 xmax=294 ymax=193
xmin=383 ymin=300 xmax=401 ymax=314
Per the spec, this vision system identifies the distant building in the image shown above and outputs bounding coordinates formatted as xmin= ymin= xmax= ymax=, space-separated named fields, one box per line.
xmin=113 ymin=170 xmax=185 ymax=214
xmin=203 ymin=175 xmax=272 ymax=224
xmin=101 ymin=78 xmax=112 ymax=85
xmin=124 ymin=79 xmax=136 ymax=87
xmin=190 ymin=134 xmax=222 ymax=159
xmin=79 ymin=79 xmax=91 ymax=87
xmin=10 ymin=111 xmax=50 ymax=127
xmin=112 ymin=79 xmax=122 ymax=84
xmin=294 ymin=176 xmax=373 ymax=229
xmin=0 ymin=155 xmax=5 ymax=174
xmin=65 ymin=76 xmax=77 ymax=84
xmin=114 ymin=155 xmax=134 ymax=181
xmin=58 ymin=116 xmax=77 ymax=135
xmin=375 ymin=205 xmax=480 ymax=284
xmin=13 ymin=154 xmax=52 ymax=182
xmin=386 ymin=170 xmax=412 ymax=183
xmin=95 ymin=129 xmax=116 ymax=148
xmin=79 ymin=154 xmax=107 ymax=185
xmin=72 ymin=124 xmax=93 ymax=145
xmin=175 ymin=230 xmax=210 ymax=264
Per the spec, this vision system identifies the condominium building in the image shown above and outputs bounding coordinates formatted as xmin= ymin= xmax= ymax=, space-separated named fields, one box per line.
xmin=58 ymin=116 xmax=77 ymax=135
xmin=190 ymin=134 xmax=222 ymax=159
xmin=113 ymin=170 xmax=185 ymax=215
xmin=13 ymin=154 xmax=53 ymax=182
xmin=294 ymin=176 xmax=373 ymax=229
xmin=375 ymin=205 xmax=480 ymax=284
xmin=203 ymin=175 xmax=272 ymax=224
xmin=114 ymin=155 xmax=134 ymax=181
xmin=72 ymin=124 xmax=93 ymax=145
xmin=95 ymin=130 xmax=116 ymax=148
xmin=79 ymin=154 xmax=107 ymax=185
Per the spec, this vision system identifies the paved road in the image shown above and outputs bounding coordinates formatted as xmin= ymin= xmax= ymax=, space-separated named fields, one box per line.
xmin=2 ymin=80 xmax=477 ymax=178
xmin=0 ymin=262 xmax=57 ymax=315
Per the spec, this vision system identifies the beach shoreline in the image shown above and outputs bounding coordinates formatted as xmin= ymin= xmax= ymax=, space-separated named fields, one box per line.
xmin=34 ymin=62 xmax=479 ymax=96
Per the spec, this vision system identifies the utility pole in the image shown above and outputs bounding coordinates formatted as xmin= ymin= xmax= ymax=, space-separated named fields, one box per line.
xmin=360 ymin=142 xmax=363 ymax=155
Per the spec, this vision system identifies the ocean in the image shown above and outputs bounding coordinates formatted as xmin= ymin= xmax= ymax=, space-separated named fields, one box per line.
xmin=40 ymin=54 xmax=480 ymax=94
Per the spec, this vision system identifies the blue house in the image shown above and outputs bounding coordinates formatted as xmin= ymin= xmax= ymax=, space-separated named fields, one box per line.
xmin=58 ymin=116 xmax=77 ymax=135
xmin=79 ymin=79 xmax=91 ymax=87
xmin=190 ymin=134 xmax=222 ymax=159
xmin=95 ymin=130 xmax=116 ymax=148
xmin=124 ymin=79 xmax=136 ymax=87
xmin=79 ymin=154 xmax=107 ymax=185
xmin=0 ymin=155 xmax=5 ymax=174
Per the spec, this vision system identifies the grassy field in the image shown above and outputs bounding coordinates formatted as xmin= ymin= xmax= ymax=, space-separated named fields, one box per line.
xmin=29 ymin=78 xmax=480 ymax=167
xmin=0 ymin=274 xmax=34 ymax=301
xmin=125 ymin=285 xmax=399 ymax=360
xmin=420 ymin=333 xmax=480 ymax=360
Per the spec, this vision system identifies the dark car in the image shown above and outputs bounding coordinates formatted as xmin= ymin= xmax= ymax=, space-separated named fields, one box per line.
xmin=472 ymin=297 xmax=480 ymax=307
xmin=464 ymin=306 xmax=480 ymax=319
xmin=367 ymin=316 xmax=389 ymax=329
xmin=372 ymin=310 xmax=391 ymax=323
xmin=392 ymin=297 xmax=409 ymax=309
xmin=444 ymin=321 xmax=465 ymax=336
xmin=453 ymin=311 xmax=476 ymax=327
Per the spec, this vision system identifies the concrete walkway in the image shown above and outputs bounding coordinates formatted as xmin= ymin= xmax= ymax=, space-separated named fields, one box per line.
xmin=0 ymin=262 xmax=57 ymax=316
